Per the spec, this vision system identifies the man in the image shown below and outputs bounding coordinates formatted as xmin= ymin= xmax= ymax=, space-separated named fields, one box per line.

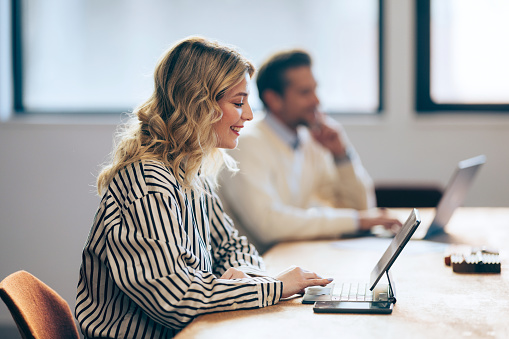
xmin=220 ymin=50 xmax=401 ymax=252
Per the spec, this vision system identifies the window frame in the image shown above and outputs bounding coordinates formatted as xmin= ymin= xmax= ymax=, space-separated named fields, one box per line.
xmin=415 ymin=0 xmax=509 ymax=113
xmin=11 ymin=0 xmax=385 ymax=115
xmin=378 ymin=0 xmax=384 ymax=114
xmin=12 ymin=0 xmax=22 ymax=113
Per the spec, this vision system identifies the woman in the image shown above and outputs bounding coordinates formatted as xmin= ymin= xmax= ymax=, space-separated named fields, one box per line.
xmin=75 ymin=37 xmax=331 ymax=338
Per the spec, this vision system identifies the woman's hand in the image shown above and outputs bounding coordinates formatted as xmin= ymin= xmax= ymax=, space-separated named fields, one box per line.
xmin=219 ymin=267 xmax=251 ymax=280
xmin=275 ymin=266 xmax=332 ymax=299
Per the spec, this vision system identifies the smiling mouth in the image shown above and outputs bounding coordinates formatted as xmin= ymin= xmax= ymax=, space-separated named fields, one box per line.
xmin=230 ymin=126 xmax=241 ymax=133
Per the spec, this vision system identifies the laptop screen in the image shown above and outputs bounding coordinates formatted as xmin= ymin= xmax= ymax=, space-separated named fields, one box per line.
xmin=369 ymin=209 xmax=421 ymax=290
xmin=430 ymin=155 xmax=486 ymax=233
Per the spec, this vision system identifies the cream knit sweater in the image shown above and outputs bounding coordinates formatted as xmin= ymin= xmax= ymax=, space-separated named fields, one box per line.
xmin=220 ymin=115 xmax=376 ymax=250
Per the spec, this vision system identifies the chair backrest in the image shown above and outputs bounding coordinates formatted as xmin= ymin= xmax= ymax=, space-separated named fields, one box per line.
xmin=375 ymin=184 xmax=443 ymax=208
xmin=0 ymin=270 xmax=80 ymax=339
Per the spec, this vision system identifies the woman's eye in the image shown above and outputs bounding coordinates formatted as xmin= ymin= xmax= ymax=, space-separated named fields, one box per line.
xmin=234 ymin=103 xmax=244 ymax=108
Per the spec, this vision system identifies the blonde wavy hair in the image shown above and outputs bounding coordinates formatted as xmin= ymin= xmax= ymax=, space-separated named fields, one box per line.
xmin=97 ymin=36 xmax=255 ymax=195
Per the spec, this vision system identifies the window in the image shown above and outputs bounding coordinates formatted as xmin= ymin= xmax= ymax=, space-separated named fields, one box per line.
xmin=13 ymin=0 xmax=382 ymax=114
xmin=416 ymin=0 xmax=509 ymax=112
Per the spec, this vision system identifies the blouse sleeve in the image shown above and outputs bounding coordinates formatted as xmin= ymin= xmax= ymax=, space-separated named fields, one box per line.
xmin=203 ymin=179 xmax=270 ymax=277
xmin=105 ymin=190 xmax=282 ymax=330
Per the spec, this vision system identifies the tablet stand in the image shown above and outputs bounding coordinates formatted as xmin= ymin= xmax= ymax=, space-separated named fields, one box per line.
xmin=387 ymin=269 xmax=397 ymax=304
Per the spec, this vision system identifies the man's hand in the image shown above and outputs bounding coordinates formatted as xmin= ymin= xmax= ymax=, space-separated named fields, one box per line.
xmin=310 ymin=114 xmax=348 ymax=158
xmin=358 ymin=208 xmax=403 ymax=232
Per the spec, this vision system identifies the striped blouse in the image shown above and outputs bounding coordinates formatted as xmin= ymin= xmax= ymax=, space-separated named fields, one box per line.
xmin=75 ymin=160 xmax=283 ymax=338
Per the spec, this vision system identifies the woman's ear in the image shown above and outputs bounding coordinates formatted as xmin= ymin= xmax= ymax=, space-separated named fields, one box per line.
xmin=262 ymin=89 xmax=284 ymax=114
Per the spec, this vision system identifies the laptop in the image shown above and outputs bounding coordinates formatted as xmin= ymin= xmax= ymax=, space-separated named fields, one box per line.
xmin=363 ymin=155 xmax=486 ymax=241
xmin=302 ymin=209 xmax=421 ymax=314
xmin=411 ymin=154 xmax=486 ymax=240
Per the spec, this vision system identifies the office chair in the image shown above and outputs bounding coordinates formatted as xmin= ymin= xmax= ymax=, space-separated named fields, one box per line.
xmin=375 ymin=184 xmax=443 ymax=208
xmin=0 ymin=270 xmax=80 ymax=339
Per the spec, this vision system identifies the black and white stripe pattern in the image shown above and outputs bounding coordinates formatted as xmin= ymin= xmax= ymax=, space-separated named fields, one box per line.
xmin=76 ymin=160 xmax=282 ymax=338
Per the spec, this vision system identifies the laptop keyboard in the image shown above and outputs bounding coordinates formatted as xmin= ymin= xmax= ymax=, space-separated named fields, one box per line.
xmin=303 ymin=282 xmax=390 ymax=303
xmin=329 ymin=282 xmax=389 ymax=302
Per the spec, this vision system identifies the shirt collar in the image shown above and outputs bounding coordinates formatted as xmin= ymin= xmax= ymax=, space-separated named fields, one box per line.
xmin=263 ymin=112 xmax=300 ymax=149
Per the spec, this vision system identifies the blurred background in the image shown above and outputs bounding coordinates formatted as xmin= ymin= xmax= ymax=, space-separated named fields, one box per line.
xmin=1 ymin=0 xmax=508 ymax=337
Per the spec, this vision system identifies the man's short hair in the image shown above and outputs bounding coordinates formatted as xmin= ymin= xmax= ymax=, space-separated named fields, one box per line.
xmin=256 ymin=50 xmax=312 ymax=107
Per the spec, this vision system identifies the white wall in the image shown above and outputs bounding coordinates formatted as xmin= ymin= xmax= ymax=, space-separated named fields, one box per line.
xmin=0 ymin=119 xmax=118 ymax=331
xmin=1 ymin=0 xmax=509 ymax=330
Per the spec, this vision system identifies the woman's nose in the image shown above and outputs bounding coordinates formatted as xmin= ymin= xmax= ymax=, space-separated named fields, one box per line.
xmin=242 ymin=102 xmax=253 ymax=121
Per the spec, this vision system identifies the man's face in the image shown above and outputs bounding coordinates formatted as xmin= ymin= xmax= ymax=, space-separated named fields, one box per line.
xmin=276 ymin=66 xmax=320 ymax=130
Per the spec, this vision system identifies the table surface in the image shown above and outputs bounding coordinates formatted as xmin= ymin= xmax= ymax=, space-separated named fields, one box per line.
xmin=176 ymin=208 xmax=509 ymax=339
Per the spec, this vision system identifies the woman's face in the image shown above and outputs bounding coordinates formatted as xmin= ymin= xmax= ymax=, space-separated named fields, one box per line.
xmin=214 ymin=73 xmax=253 ymax=149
